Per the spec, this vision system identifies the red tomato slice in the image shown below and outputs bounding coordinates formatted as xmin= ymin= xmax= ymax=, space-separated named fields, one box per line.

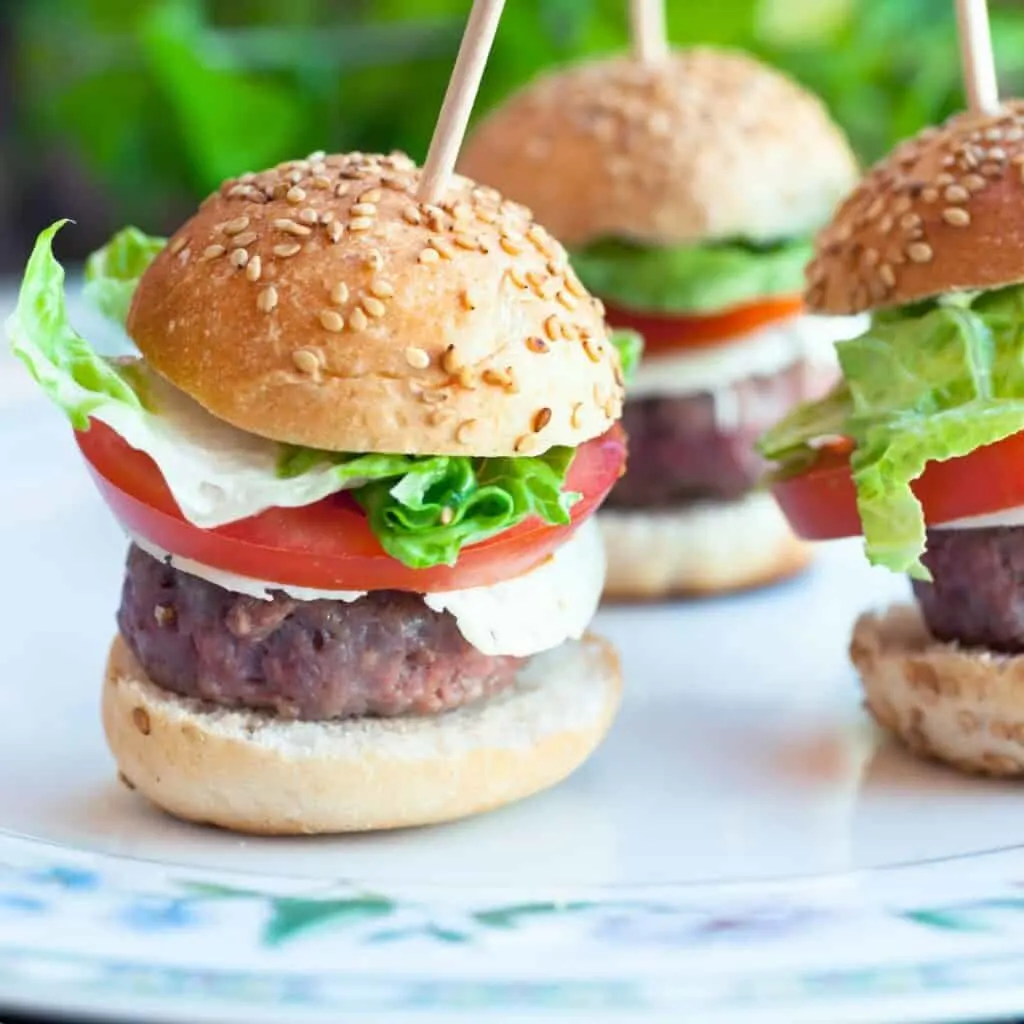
xmin=772 ymin=432 xmax=1024 ymax=540
xmin=604 ymin=295 xmax=805 ymax=355
xmin=76 ymin=421 xmax=627 ymax=593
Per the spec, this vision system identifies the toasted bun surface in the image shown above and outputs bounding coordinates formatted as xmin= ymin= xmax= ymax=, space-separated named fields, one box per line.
xmin=127 ymin=152 xmax=622 ymax=456
xmin=599 ymin=492 xmax=811 ymax=599
xmin=103 ymin=632 xmax=622 ymax=834
xmin=852 ymin=604 xmax=1024 ymax=776
xmin=807 ymin=102 xmax=1024 ymax=315
xmin=459 ymin=48 xmax=858 ymax=248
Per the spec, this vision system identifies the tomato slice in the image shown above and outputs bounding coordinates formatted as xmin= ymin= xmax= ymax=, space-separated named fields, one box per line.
xmin=604 ymin=295 xmax=804 ymax=355
xmin=772 ymin=432 xmax=1024 ymax=540
xmin=76 ymin=421 xmax=627 ymax=593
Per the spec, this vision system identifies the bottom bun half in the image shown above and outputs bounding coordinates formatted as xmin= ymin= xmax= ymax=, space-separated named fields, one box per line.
xmin=852 ymin=605 xmax=1024 ymax=776
xmin=599 ymin=492 xmax=812 ymax=600
xmin=104 ymin=633 xmax=622 ymax=835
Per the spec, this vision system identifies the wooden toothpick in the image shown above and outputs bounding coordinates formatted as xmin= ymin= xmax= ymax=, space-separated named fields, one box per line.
xmin=631 ymin=0 xmax=668 ymax=64
xmin=417 ymin=0 xmax=506 ymax=205
xmin=955 ymin=0 xmax=1000 ymax=115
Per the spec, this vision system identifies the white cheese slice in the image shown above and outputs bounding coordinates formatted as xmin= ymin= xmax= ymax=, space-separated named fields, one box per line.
xmin=128 ymin=518 xmax=605 ymax=658
xmin=627 ymin=313 xmax=869 ymax=401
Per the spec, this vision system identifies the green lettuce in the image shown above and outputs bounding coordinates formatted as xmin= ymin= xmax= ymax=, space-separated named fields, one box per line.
xmin=83 ymin=226 xmax=166 ymax=327
xmin=570 ymin=236 xmax=813 ymax=315
xmin=8 ymin=222 xmax=579 ymax=571
xmin=759 ymin=286 xmax=1024 ymax=578
xmin=610 ymin=328 xmax=644 ymax=381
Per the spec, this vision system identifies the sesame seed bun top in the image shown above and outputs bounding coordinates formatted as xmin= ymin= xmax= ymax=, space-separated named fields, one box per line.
xmin=126 ymin=151 xmax=623 ymax=457
xmin=807 ymin=102 xmax=1024 ymax=315
xmin=457 ymin=48 xmax=859 ymax=249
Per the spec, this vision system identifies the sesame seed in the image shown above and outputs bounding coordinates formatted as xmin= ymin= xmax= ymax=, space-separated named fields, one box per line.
xmin=246 ymin=254 xmax=262 ymax=282
xmin=456 ymin=420 xmax=477 ymax=444
xmin=526 ymin=336 xmax=549 ymax=354
xmin=365 ymin=250 xmax=384 ymax=271
xmin=257 ymin=286 xmax=278 ymax=313
xmin=234 ymin=231 xmax=258 ymax=248
xmin=273 ymin=243 xmax=302 ymax=258
xmin=335 ymin=183 xmax=351 ymax=197
xmin=982 ymin=161 xmax=1003 ymax=177
xmin=921 ymin=187 xmax=939 ymax=203
xmin=499 ymin=236 xmax=523 ymax=256
xmin=221 ymin=216 xmax=250 ymax=236
xmin=369 ymin=279 xmax=394 ymax=299
xmin=360 ymin=188 xmax=383 ymax=203
xmin=272 ymin=218 xmax=312 ymax=237
xmin=331 ymin=282 xmax=349 ymax=305
xmin=202 ymin=244 xmax=226 ymax=261
xmin=405 ymin=347 xmax=430 ymax=369
xmin=899 ymin=213 xmax=921 ymax=230
xmin=351 ymin=202 xmax=377 ymax=217
xmin=571 ymin=403 xmax=585 ymax=429
xmin=508 ymin=267 xmax=528 ymax=289
xmin=475 ymin=207 xmax=498 ymax=225
xmin=481 ymin=368 xmax=508 ymax=388
xmin=907 ymin=242 xmax=933 ymax=263
xmin=230 ymin=247 xmax=249 ymax=268
xmin=532 ymin=407 xmax=552 ymax=433
xmin=320 ymin=211 xmax=335 ymax=224
xmin=298 ymin=208 xmax=320 ymax=225
xmin=582 ymin=338 xmax=602 ymax=363
xmin=310 ymin=175 xmax=331 ymax=190
xmin=170 ymin=236 xmax=188 ymax=255
xmin=286 ymin=186 xmax=307 ymax=204
xmin=441 ymin=346 xmax=461 ymax=375
xmin=402 ymin=206 xmax=422 ymax=225
xmin=319 ymin=309 xmax=345 ymax=333
xmin=943 ymin=207 xmax=971 ymax=226
xmin=538 ymin=277 xmax=561 ymax=301
xmin=892 ymin=196 xmax=913 ymax=214
xmin=418 ymin=247 xmax=440 ymax=264
xmin=328 ymin=221 xmax=345 ymax=244
xmin=514 ymin=434 xmax=539 ymax=454
xmin=543 ymin=315 xmax=560 ymax=342
xmin=935 ymin=173 xmax=955 ymax=187
xmin=865 ymin=198 xmax=885 ymax=220
xmin=420 ymin=388 xmax=448 ymax=405
xmin=349 ymin=217 xmax=373 ymax=232
xmin=453 ymin=233 xmax=478 ymax=251
xmin=362 ymin=296 xmax=386 ymax=318
xmin=292 ymin=348 xmax=321 ymax=375
xmin=879 ymin=263 xmax=896 ymax=287
xmin=557 ymin=290 xmax=578 ymax=311
xmin=944 ymin=184 xmax=969 ymax=203
xmin=431 ymin=238 xmax=455 ymax=260
xmin=989 ymin=145 xmax=1008 ymax=161
xmin=460 ymin=287 xmax=479 ymax=310
xmin=349 ymin=306 xmax=368 ymax=332
xmin=564 ymin=270 xmax=587 ymax=298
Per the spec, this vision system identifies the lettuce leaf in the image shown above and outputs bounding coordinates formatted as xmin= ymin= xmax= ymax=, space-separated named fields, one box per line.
xmin=759 ymin=286 xmax=1024 ymax=578
xmin=571 ymin=236 xmax=813 ymax=315
xmin=83 ymin=226 xmax=166 ymax=327
xmin=610 ymin=328 xmax=644 ymax=381
xmin=7 ymin=221 xmax=579 ymax=570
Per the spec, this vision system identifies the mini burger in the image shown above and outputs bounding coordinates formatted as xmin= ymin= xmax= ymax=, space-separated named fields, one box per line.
xmin=760 ymin=102 xmax=1024 ymax=776
xmin=460 ymin=47 xmax=867 ymax=597
xmin=8 ymin=150 xmax=628 ymax=832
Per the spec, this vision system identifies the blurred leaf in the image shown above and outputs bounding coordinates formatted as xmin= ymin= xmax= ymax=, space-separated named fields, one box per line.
xmin=139 ymin=3 xmax=309 ymax=189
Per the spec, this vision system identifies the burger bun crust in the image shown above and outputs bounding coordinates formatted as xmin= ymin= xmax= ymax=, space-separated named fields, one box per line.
xmin=127 ymin=152 xmax=622 ymax=457
xmin=103 ymin=632 xmax=622 ymax=834
xmin=600 ymin=492 xmax=811 ymax=599
xmin=852 ymin=604 xmax=1024 ymax=776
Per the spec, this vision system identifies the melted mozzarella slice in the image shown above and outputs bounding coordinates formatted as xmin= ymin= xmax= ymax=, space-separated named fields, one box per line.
xmin=628 ymin=313 xmax=869 ymax=400
xmin=128 ymin=518 xmax=605 ymax=658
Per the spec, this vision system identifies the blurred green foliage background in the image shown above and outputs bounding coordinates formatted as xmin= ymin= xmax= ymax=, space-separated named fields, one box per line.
xmin=5 ymin=0 xmax=1024 ymax=269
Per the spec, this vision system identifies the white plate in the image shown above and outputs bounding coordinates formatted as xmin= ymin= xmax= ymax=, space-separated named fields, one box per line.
xmin=4 ymin=284 xmax=1024 ymax=1024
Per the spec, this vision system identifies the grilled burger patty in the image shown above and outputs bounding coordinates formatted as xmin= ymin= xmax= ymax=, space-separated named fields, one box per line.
xmin=914 ymin=527 xmax=1024 ymax=654
xmin=607 ymin=361 xmax=816 ymax=508
xmin=117 ymin=545 xmax=522 ymax=721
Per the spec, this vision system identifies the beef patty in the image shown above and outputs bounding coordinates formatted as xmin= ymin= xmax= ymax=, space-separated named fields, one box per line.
xmin=607 ymin=361 xmax=821 ymax=508
xmin=914 ymin=527 xmax=1024 ymax=653
xmin=117 ymin=545 xmax=522 ymax=720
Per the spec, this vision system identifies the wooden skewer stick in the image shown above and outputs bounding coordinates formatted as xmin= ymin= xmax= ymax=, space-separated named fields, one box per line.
xmin=955 ymin=0 xmax=1000 ymax=115
xmin=631 ymin=0 xmax=668 ymax=64
xmin=417 ymin=0 xmax=506 ymax=205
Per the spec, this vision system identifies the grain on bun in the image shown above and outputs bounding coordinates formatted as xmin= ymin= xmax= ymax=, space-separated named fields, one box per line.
xmin=852 ymin=604 xmax=1024 ymax=777
xmin=104 ymin=632 xmax=622 ymax=834
xmin=806 ymin=102 xmax=1024 ymax=315
xmin=128 ymin=151 xmax=623 ymax=457
xmin=458 ymin=48 xmax=859 ymax=248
